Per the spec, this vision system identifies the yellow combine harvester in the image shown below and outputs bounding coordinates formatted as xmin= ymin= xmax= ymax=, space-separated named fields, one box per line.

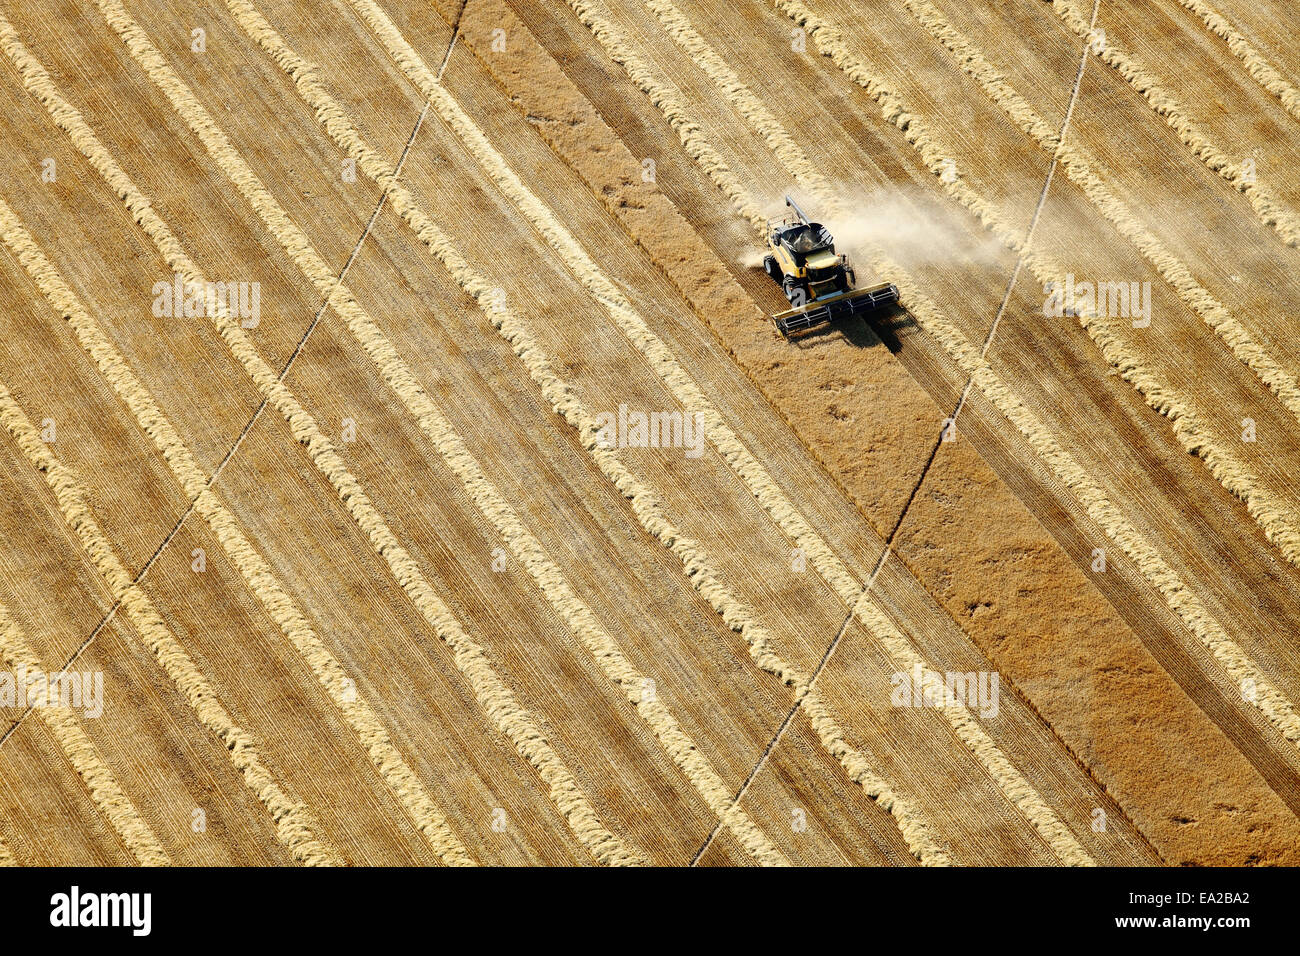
xmin=763 ymin=196 xmax=898 ymax=337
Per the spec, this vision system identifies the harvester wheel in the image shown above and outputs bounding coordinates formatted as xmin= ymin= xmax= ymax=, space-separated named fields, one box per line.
xmin=782 ymin=276 xmax=808 ymax=307
xmin=763 ymin=255 xmax=781 ymax=280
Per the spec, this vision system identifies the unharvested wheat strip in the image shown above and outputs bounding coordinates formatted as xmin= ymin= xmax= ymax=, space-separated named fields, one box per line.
xmin=886 ymin=270 xmax=1300 ymax=755
xmin=0 ymin=600 xmax=170 ymax=865
xmin=0 ymin=192 xmax=473 ymax=868
xmin=761 ymin=0 xmax=1300 ymax=751
xmin=357 ymin=0 xmax=1092 ymax=863
xmin=564 ymin=0 xmax=1011 ymax=606
xmin=886 ymin=0 xmax=1300 ymax=562
xmin=614 ymin=0 xmax=1094 ymax=865
xmin=569 ymin=0 xmax=770 ymax=230
xmin=352 ymin=0 xmax=866 ymax=606
xmin=769 ymin=0 xmax=1300 ymax=574
xmin=347 ymin=0 xmax=957 ymax=865
xmin=0 ymin=383 xmax=341 ymax=866
xmin=87 ymin=0 xmax=638 ymax=867
xmin=1174 ymin=0 xmax=1300 ymax=122
xmin=222 ymin=0 xmax=788 ymax=867
xmin=584 ymin=0 xmax=1300 ymax=763
xmin=0 ymin=832 xmax=13 ymax=866
xmin=1049 ymin=0 xmax=1300 ymax=246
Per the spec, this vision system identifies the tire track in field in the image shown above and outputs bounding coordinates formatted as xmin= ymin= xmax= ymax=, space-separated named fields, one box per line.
xmin=0 ymin=186 xmax=473 ymax=865
xmin=758 ymin=0 xmax=1300 ymax=752
xmin=222 ymin=0 xmax=789 ymax=866
xmin=0 ymin=598 xmax=170 ymax=865
xmin=50 ymin=29 xmax=438 ymax=689
xmin=481 ymin=0 xmax=1167 ymax=862
xmin=348 ymin=0 xmax=1003 ymax=865
xmin=770 ymin=0 xmax=1300 ymax=576
xmin=1049 ymin=0 xmax=1300 ymax=246
xmin=539 ymin=0 xmax=1298 ymax=858
xmin=236 ymin=0 xmax=941 ymax=866
xmin=69 ymin=0 xmax=637 ymax=867
xmin=891 ymin=0 xmax=1300 ymax=566
xmin=0 ymin=374 xmax=341 ymax=865
xmin=559 ymin=0 xmax=1300 ymax=780
xmin=1174 ymin=0 xmax=1300 ymax=122
xmin=563 ymin=0 xmax=769 ymax=228
xmin=597 ymin=0 xmax=1096 ymax=865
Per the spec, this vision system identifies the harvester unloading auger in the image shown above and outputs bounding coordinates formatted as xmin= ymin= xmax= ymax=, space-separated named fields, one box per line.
xmin=763 ymin=196 xmax=899 ymax=337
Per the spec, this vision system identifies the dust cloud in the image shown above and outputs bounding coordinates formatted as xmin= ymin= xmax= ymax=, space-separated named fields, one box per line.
xmin=739 ymin=185 xmax=1005 ymax=276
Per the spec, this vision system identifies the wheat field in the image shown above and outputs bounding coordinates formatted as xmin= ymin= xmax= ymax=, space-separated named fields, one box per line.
xmin=0 ymin=0 xmax=1296 ymax=866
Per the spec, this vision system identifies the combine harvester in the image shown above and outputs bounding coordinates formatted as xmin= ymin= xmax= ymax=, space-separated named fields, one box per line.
xmin=764 ymin=196 xmax=898 ymax=337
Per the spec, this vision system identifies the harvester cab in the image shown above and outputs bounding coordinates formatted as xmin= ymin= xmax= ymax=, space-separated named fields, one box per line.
xmin=763 ymin=196 xmax=899 ymax=337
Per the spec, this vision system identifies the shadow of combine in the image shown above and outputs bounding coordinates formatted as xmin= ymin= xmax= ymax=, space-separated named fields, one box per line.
xmin=860 ymin=302 xmax=916 ymax=354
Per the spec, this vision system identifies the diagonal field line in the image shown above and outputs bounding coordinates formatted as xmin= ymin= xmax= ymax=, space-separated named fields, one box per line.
xmin=0 ymin=50 xmax=441 ymax=755
xmin=689 ymin=599 xmax=856 ymax=865
xmin=689 ymin=0 xmax=1102 ymax=865
xmin=232 ymin=0 xmax=797 ymax=863
xmin=90 ymin=0 xmax=647 ymax=864
xmin=865 ymin=0 xmax=1101 ymax=588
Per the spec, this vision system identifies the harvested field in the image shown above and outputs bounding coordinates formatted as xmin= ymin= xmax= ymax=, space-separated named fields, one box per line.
xmin=0 ymin=0 xmax=1296 ymax=870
